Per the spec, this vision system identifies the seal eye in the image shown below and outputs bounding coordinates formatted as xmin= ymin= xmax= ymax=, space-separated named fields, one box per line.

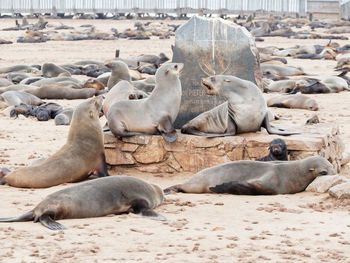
xmin=174 ymin=64 xmax=178 ymax=69
xmin=210 ymin=77 xmax=215 ymax=82
xmin=320 ymin=171 xmax=328 ymax=175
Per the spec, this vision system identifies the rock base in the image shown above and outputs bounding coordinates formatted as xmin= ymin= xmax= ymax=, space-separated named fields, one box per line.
xmin=104 ymin=123 xmax=344 ymax=174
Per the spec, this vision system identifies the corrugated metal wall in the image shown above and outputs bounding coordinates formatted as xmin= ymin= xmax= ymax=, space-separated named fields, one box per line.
xmin=0 ymin=0 xmax=306 ymax=15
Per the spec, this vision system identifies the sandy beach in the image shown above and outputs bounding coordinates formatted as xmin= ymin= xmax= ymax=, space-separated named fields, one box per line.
xmin=0 ymin=17 xmax=350 ymax=263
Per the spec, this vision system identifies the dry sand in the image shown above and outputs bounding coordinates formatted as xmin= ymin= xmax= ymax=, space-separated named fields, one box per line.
xmin=0 ymin=18 xmax=350 ymax=263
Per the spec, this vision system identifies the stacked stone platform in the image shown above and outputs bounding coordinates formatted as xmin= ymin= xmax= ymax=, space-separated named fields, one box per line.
xmin=104 ymin=123 xmax=344 ymax=174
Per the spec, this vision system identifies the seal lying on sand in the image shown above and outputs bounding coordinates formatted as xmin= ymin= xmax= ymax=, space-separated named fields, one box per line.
xmin=267 ymin=94 xmax=319 ymax=111
xmin=164 ymin=156 xmax=335 ymax=195
xmin=24 ymin=84 xmax=98 ymax=99
xmin=10 ymin=102 xmax=63 ymax=121
xmin=181 ymin=75 xmax=297 ymax=137
xmin=107 ymin=63 xmax=183 ymax=143
xmin=0 ymin=96 xmax=108 ymax=188
xmin=0 ymin=176 xmax=165 ymax=230
xmin=256 ymin=138 xmax=288 ymax=161
xmin=1 ymin=90 xmax=43 ymax=106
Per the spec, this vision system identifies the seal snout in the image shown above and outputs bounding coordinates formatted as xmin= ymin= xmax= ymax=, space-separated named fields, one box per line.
xmin=201 ymin=78 xmax=215 ymax=95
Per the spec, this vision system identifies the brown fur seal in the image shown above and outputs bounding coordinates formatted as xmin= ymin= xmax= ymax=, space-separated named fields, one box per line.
xmin=42 ymin=62 xmax=71 ymax=78
xmin=164 ymin=156 xmax=335 ymax=195
xmin=0 ymin=65 xmax=38 ymax=74
xmin=181 ymin=75 xmax=297 ymax=137
xmin=0 ymin=84 xmax=35 ymax=94
xmin=256 ymin=138 xmax=288 ymax=161
xmin=31 ymin=77 xmax=81 ymax=87
xmin=10 ymin=102 xmax=63 ymax=121
xmin=103 ymin=80 xmax=148 ymax=117
xmin=105 ymin=60 xmax=131 ymax=89
xmin=0 ymin=96 xmax=108 ymax=188
xmin=1 ymin=90 xmax=43 ymax=106
xmin=83 ymin=78 xmax=105 ymax=90
xmin=54 ymin=108 xmax=74 ymax=125
xmin=261 ymin=64 xmax=306 ymax=77
xmin=24 ymin=84 xmax=97 ymax=99
xmin=107 ymin=63 xmax=183 ymax=143
xmin=264 ymin=79 xmax=308 ymax=93
xmin=267 ymin=94 xmax=319 ymax=111
xmin=0 ymin=176 xmax=165 ymax=230
xmin=0 ymin=78 xmax=13 ymax=87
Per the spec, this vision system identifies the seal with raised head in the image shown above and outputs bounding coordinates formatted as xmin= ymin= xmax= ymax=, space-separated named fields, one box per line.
xmin=164 ymin=156 xmax=335 ymax=195
xmin=181 ymin=75 xmax=297 ymax=137
xmin=107 ymin=63 xmax=183 ymax=143
xmin=105 ymin=60 xmax=131 ymax=89
xmin=256 ymin=138 xmax=288 ymax=161
xmin=267 ymin=94 xmax=319 ymax=111
xmin=0 ymin=96 xmax=108 ymax=188
xmin=0 ymin=176 xmax=166 ymax=230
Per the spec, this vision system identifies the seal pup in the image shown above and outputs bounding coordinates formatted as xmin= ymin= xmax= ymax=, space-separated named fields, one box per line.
xmin=181 ymin=75 xmax=297 ymax=137
xmin=82 ymin=78 xmax=105 ymax=90
xmin=54 ymin=108 xmax=74 ymax=125
xmin=107 ymin=63 xmax=183 ymax=143
xmin=256 ymin=138 xmax=288 ymax=161
xmin=164 ymin=156 xmax=335 ymax=195
xmin=0 ymin=176 xmax=165 ymax=230
xmin=0 ymin=96 xmax=108 ymax=188
xmin=267 ymin=94 xmax=319 ymax=111
xmin=10 ymin=102 xmax=63 ymax=121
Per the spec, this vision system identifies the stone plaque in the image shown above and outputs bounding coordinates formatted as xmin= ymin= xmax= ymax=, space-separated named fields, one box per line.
xmin=172 ymin=16 xmax=261 ymax=128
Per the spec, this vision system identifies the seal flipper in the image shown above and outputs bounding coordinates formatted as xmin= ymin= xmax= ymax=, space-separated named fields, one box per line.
xmin=39 ymin=214 xmax=67 ymax=230
xmin=0 ymin=210 xmax=34 ymax=222
xmin=262 ymin=114 xmax=299 ymax=136
xmin=139 ymin=209 xmax=167 ymax=221
xmin=163 ymin=184 xmax=184 ymax=195
xmin=157 ymin=115 xmax=177 ymax=143
xmin=209 ymin=181 xmax=276 ymax=195
xmin=131 ymin=199 xmax=166 ymax=221
xmin=95 ymin=154 xmax=109 ymax=177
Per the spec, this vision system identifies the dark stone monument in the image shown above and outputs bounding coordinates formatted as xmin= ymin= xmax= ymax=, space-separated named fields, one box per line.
xmin=172 ymin=16 xmax=262 ymax=128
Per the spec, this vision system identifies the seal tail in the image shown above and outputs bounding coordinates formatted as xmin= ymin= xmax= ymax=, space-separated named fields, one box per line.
xmin=0 ymin=210 xmax=34 ymax=222
xmin=262 ymin=114 xmax=299 ymax=136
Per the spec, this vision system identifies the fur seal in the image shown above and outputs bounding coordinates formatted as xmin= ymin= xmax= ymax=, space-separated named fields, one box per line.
xmin=256 ymin=138 xmax=288 ymax=161
xmin=181 ymin=75 xmax=297 ymax=137
xmin=261 ymin=64 xmax=306 ymax=77
xmin=267 ymin=94 xmax=319 ymax=111
xmin=0 ymin=176 xmax=165 ymax=230
xmin=10 ymin=102 xmax=63 ymax=121
xmin=42 ymin=62 xmax=71 ymax=78
xmin=24 ymin=84 xmax=97 ymax=99
xmin=105 ymin=60 xmax=131 ymax=89
xmin=1 ymin=90 xmax=43 ymax=106
xmin=264 ymin=79 xmax=308 ymax=93
xmin=54 ymin=108 xmax=74 ymax=125
xmin=107 ymin=63 xmax=183 ymax=143
xmin=82 ymin=79 xmax=105 ymax=90
xmin=0 ymin=84 xmax=35 ymax=94
xmin=0 ymin=78 xmax=13 ymax=87
xmin=164 ymin=156 xmax=335 ymax=195
xmin=0 ymin=96 xmax=108 ymax=188
xmin=0 ymin=65 xmax=38 ymax=74
xmin=103 ymin=80 xmax=148 ymax=117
